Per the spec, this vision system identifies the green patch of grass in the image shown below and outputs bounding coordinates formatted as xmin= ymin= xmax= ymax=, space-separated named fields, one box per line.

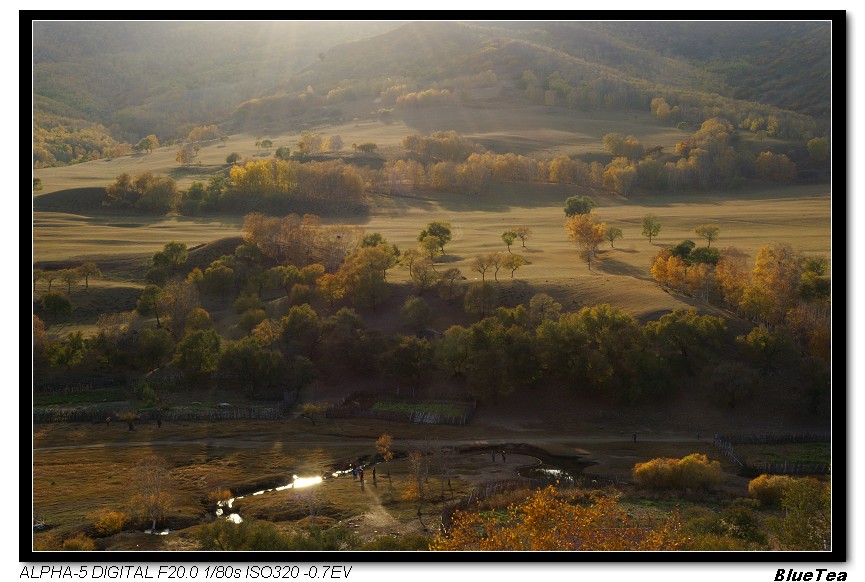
xmin=734 ymin=442 xmax=831 ymax=466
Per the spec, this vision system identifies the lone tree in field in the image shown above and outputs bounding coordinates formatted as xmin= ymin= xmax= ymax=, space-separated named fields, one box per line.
xmin=513 ymin=226 xmax=532 ymax=248
xmin=605 ymin=227 xmax=623 ymax=248
xmin=566 ymin=213 xmax=606 ymax=270
xmin=131 ymin=456 xmax=172 ymax=533
xmin=695 ymin=224 xmax=720 ymax=247
xmin=642 ymin=213 xmax=662 ymax=243
xmin=501 ymin=230 xmax=517 ymax=253
xmin=418 ymin=222 xmax=452 ymax=254
xmin=376 ymin=434 xmax=394 ymax=478
xmin=226 ymin=152 xmax=241 ymax=164
xmin=564 ymin=195 xmax=597 ymax=217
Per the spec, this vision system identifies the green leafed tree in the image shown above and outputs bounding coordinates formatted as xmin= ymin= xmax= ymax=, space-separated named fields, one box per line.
xmin=642 ymin=213 xmax=662 ymax=243
xmin=563 ymin=195 xmax=597 ymax=217
xmin=418 ymin=222 xmax=452 ymax=254
xmin=502 ymin=230 xmax=517 ymax=252
xmin=605 ymin=226 xmax=623 ymax=248
xmin=174 ymin=329 xmax=221 ymax=379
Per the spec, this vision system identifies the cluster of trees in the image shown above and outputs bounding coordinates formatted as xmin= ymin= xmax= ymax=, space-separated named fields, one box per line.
xmin=104 ymin=172 xmax=181 ymax=213
xmin=35 ymin=262 xmax=102 ymax=323
xmin=652 ymin=240 xmax=830 ymax=366
xmin=220 ymin=159 xmax=365 ymax=214
xmin=33 ymin=113 xmax=124 ymax=167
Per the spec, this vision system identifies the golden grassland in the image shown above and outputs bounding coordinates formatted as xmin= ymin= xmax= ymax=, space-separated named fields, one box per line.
xmin=30 ymin=107 xmax=832 ymax=551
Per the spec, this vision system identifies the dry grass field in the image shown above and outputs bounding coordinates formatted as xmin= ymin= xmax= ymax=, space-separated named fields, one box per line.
xmin=30 ymin=105 xmax=832 ymax=551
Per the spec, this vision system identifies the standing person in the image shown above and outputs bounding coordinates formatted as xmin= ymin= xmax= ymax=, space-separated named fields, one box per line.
xmin=696 ymin=431 xmax=701 ymax=441
xmin=359 ymin=466 xmax=364 ymax=482
xmin=491 ymin=450 xmax=496 ymax=462
xmin=632 ymin=432 xmax=637 ymax=443
xmin=352 ymin=465 xmax=358 ymax=480
xmin=372 ymin=466 xmax=377 ymax=482
xmin=502 ymin=450 xmax=506 ymax=463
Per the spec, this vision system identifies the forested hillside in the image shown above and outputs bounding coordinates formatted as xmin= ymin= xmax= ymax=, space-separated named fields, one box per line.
xmin=32 ymin=20 xmax=831 ymax=168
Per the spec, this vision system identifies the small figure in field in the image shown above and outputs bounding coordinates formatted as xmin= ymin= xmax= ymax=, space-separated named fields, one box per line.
xmin=501 ymin=450 xmax=506 ymax=463
xmin=105 ymin=417 xmax=111 ymax=427
xmin=359 ymin=466 xmax=364 ymax=482
xmin=491 ymin=450 xmax=496 ymax=462
xmin=632 ymin=432 xmax=637 ymax=443
xmin=372 ymin=466 xmax=377 ymax=482
xmin=352 ymin=465 xmax=357 ymax=480
xmin=696 ymin=431 xmax=701 ymax=441
xmin=157 ymin=417 xmax=162 ymax=428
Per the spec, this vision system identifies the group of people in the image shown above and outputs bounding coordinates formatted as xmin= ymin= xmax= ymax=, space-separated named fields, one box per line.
xmin=350 ymin=464 xmax=376 ymax=482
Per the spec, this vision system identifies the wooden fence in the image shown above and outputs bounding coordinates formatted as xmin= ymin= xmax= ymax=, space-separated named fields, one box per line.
xmin=33 ymin=402 xmax=290 ymax=424
xmin=713 ymin=433 xmax=830 ymax=476
xmin=326 ymin=400 xmax=475 ymax=426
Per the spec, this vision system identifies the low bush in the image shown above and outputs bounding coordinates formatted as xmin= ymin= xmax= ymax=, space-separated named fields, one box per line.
xmin=632 ymin=454 xmax=723 ymax=491
xmin=88 ymin=508 xmax=129 ymax=536
xmin=62 ymin=532 xmax=96 ymax=551
xmin=748 ymin=474 xmax=796 ymax=507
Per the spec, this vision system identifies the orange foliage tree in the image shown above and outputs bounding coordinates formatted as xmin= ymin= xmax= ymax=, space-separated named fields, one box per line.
xmin=431 ymin=486 xmax=685 ymax=551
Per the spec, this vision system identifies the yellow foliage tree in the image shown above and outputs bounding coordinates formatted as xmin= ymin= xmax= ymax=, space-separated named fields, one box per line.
xmin=431 ymin=486 xmax=685 ymax=551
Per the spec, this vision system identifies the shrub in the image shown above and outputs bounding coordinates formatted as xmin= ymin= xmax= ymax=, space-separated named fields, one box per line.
xmin=633 ymin=453 xmax=723 ymax=491
xmin=748 ymin=474 xmax=796 ymax=507
xmin=88 ymin=508 xmax=129 ymax=536
xmin=62 ymin=532 xmax=96 ymax=551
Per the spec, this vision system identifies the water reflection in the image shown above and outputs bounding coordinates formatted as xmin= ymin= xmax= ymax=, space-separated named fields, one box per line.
xmin=215 ymin=474 xmax=323 ymax=524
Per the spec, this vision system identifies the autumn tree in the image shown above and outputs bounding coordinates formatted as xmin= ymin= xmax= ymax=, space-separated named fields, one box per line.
xmin=375 ymin=434 xmax=394 ymax=478
xmin=769 ymin=478 xmax=831 ymax=551
xmin=470 ymin=255 xmax=493 ymax=281
xmin=404 ymin=448 xmax=432 ymax=531
xmin=77 ymin=262 xmax=101 ymax=290
xmin=642 ymin=213 xmax=661 ymax=243
xmin=563 ymin=195 xmax=597 ymax=217
xmin=175 ymin=144 xmax=199 ymax=166
xmin=131 ymin=456 xmax=172 ymax=533
xmin=695 ymin=224 xmax=720 ymax=247
xmin=566 ymin=213 xmax=606 ymax=270
xmin=58 ymin=268 xmax=82 ymax=294
xmin=513 ymin=226 xmax=532 ymax=248
xmin=431 ymin=486 xmax=684 ymax=551
xmin=502 ymin=254 xmax=526 ymax=278
xmin=157 ymin=279 xmax=199 ymax=340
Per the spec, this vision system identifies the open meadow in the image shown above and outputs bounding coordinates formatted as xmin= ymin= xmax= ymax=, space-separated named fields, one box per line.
xmin=31 ymin=100 xmax=832 ymax=553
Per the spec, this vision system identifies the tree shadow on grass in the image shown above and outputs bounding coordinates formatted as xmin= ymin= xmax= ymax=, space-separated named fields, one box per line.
xmin=593 ymin=258 xmax=652 ymax=281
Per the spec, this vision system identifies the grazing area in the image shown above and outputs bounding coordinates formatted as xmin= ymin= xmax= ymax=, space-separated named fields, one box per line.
xmin=30 ymin=20 xmax=833 ymax=556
